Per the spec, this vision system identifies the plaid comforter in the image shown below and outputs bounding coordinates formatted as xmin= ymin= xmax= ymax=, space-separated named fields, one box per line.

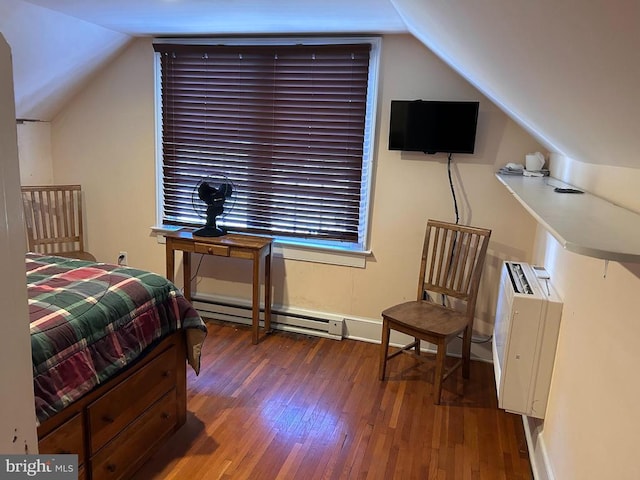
xmin=27 ymin=253 xmax=207 ymax=424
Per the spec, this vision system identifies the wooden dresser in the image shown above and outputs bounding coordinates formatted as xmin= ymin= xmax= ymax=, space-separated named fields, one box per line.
xmin=38 ymin=332 xmax=187 ymax=480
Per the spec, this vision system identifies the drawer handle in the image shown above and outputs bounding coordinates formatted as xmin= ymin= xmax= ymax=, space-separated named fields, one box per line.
xmin=207 ymin=247 xmax=214 ymax=254
xmin=162 ymin=370 xmax=171 ymax=378
xmin=102 ymin=414 xmax=115 ymax=424
xmin=106 ymin=463 xmax=117 ymax=473
xmin=161 ymin=412 xmax=171 ymax=420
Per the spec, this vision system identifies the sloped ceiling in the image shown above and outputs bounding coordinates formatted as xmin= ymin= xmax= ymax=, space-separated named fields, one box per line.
xmin=2 ymin=0 xmax=639 ymax=168
xmin=391 ymin=0 xmax=640 ymax=168
xmin=1 ymin=0 xmax=406 ymax=121
xmin=20 ymin=0 xmax=408 ymax=36
xmin=0 ymin=0 xmax=131 ymax=121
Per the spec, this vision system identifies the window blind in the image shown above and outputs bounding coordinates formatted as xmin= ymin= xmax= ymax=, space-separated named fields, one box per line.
xmin=154 ymin=42 xmax=372 ymax=244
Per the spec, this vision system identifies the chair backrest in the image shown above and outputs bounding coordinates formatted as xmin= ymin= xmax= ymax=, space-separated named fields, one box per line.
xmin=21 ymin=185 xmax=88 ymax=255
xmin=417 ymin=219 xmax=492 ymax=315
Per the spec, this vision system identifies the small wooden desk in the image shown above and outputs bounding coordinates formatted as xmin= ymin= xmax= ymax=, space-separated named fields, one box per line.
xmin=165 ymin=230 xmax=273 ymax=344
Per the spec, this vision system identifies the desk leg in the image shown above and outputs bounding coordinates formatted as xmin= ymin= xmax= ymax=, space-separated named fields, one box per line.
xmin=251 ymin=252 xmax=260 ymax=345
xmin=182 ymin=251 xmax=191 ymax=302
xmin=264 ymin=247 xmax=272 ymax=334
xmin=166 ymin=243 xmax=175 ymax=283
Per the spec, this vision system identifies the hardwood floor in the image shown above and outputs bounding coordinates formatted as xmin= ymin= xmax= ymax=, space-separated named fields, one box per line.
xmin=133 ymin=320 xmax=532 ymax=479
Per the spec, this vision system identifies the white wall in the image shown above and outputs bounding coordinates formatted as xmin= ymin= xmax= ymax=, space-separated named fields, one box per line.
xmin=17 ymin=121 xmax=53 ymax=185
xmin=0 ymin=33 xmax=38 ymax=455
xmin=523 ymin=154 xmax=640 ymax=480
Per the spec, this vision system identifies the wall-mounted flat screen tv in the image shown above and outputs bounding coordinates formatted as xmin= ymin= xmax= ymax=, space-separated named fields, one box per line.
xmin=389 ymin=100 xmax=480 ymax=154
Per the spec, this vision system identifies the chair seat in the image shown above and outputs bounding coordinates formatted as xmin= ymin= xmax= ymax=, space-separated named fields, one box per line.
xmin=382 ymin=301 xmax=469 ymax=338
xmin=54 ymin=251 xmax=97 ymax=262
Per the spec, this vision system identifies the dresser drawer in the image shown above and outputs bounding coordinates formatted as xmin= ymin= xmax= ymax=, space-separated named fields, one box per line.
xmin=91 ymin=389 xmax=177 ymax=480
xmin=39 ymin=412 xmax=85 ymax=463
xmin=193 ymin=242 xmax=229 ymax=256
xmin=88 ymin=345 xmax=176 ymax=453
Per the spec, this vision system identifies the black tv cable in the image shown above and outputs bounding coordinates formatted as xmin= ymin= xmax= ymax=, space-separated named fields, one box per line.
xmin=447 ymin=153 xmax=459 ymax=224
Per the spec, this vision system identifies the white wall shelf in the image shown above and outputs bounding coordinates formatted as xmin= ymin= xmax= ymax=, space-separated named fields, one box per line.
xmin=496 ymin=174 xmax=640 ymax=263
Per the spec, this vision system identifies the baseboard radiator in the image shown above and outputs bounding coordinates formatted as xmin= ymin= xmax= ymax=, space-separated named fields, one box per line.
xmin=191 ymin=293 xmax=344 ymax=340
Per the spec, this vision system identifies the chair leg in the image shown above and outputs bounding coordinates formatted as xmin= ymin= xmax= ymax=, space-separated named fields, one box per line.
xmin=415 ymin=338 xmax=421 ymax=355
xmin=379 ymin=317 xmax=391 ymax=380
xmin=433 ymin=339 xmax=446 ymax=405
xmin=462 ymin=326 xmax=472 ymax=379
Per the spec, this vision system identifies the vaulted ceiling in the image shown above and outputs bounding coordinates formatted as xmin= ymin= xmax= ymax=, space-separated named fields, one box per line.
xmin=1 ymin=0 xmax=638 ymax=168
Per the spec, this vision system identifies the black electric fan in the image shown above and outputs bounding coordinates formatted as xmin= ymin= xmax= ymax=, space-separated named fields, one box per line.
xmin=192 ymin=178 xmax=234 ymax=237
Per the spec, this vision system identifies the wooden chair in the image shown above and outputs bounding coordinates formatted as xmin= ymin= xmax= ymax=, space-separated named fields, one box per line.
xmin=379 ymin=219 xmax=491 ymax=404
xmin=21 ymin=185 xmax=96 ymax=261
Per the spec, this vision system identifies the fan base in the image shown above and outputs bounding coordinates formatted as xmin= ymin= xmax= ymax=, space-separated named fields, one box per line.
xmin=193 ymin=226 xmax=226 ymax=237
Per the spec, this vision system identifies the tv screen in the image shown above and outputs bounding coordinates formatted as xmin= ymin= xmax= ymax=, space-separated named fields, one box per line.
xmin=389 ymin=100 xmax=480 ymax=154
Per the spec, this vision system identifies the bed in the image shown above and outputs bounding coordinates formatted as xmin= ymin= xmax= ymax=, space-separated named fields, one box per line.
xmin=28 ymin=253 xmax=207 ymax=480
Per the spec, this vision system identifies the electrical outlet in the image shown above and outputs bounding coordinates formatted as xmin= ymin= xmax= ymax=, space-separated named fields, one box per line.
xmin=118 ymin=251 xmax=128 ymax=266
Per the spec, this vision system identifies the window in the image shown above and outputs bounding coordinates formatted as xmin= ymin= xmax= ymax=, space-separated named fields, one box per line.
xmin=154 ymin=37 xmax=380 ymax=253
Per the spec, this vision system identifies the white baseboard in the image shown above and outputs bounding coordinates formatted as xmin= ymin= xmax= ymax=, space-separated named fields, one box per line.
xmin=192 ymin=292 xmax=493 ymax=363
xmin=522 ymin=415 xmax=555 ymax=480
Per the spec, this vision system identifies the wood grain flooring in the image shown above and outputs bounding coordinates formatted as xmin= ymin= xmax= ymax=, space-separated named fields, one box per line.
xmin=133 ymin=320 xmax=532 ymax=479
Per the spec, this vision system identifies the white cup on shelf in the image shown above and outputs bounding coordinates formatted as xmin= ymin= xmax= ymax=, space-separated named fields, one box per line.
xmin=525 ymin=152 xmax=545 ymax=171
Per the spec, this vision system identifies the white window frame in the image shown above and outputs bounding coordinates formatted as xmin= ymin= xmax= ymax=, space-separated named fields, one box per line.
xmin=154 ymin=36 xmax=381 ymax=267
